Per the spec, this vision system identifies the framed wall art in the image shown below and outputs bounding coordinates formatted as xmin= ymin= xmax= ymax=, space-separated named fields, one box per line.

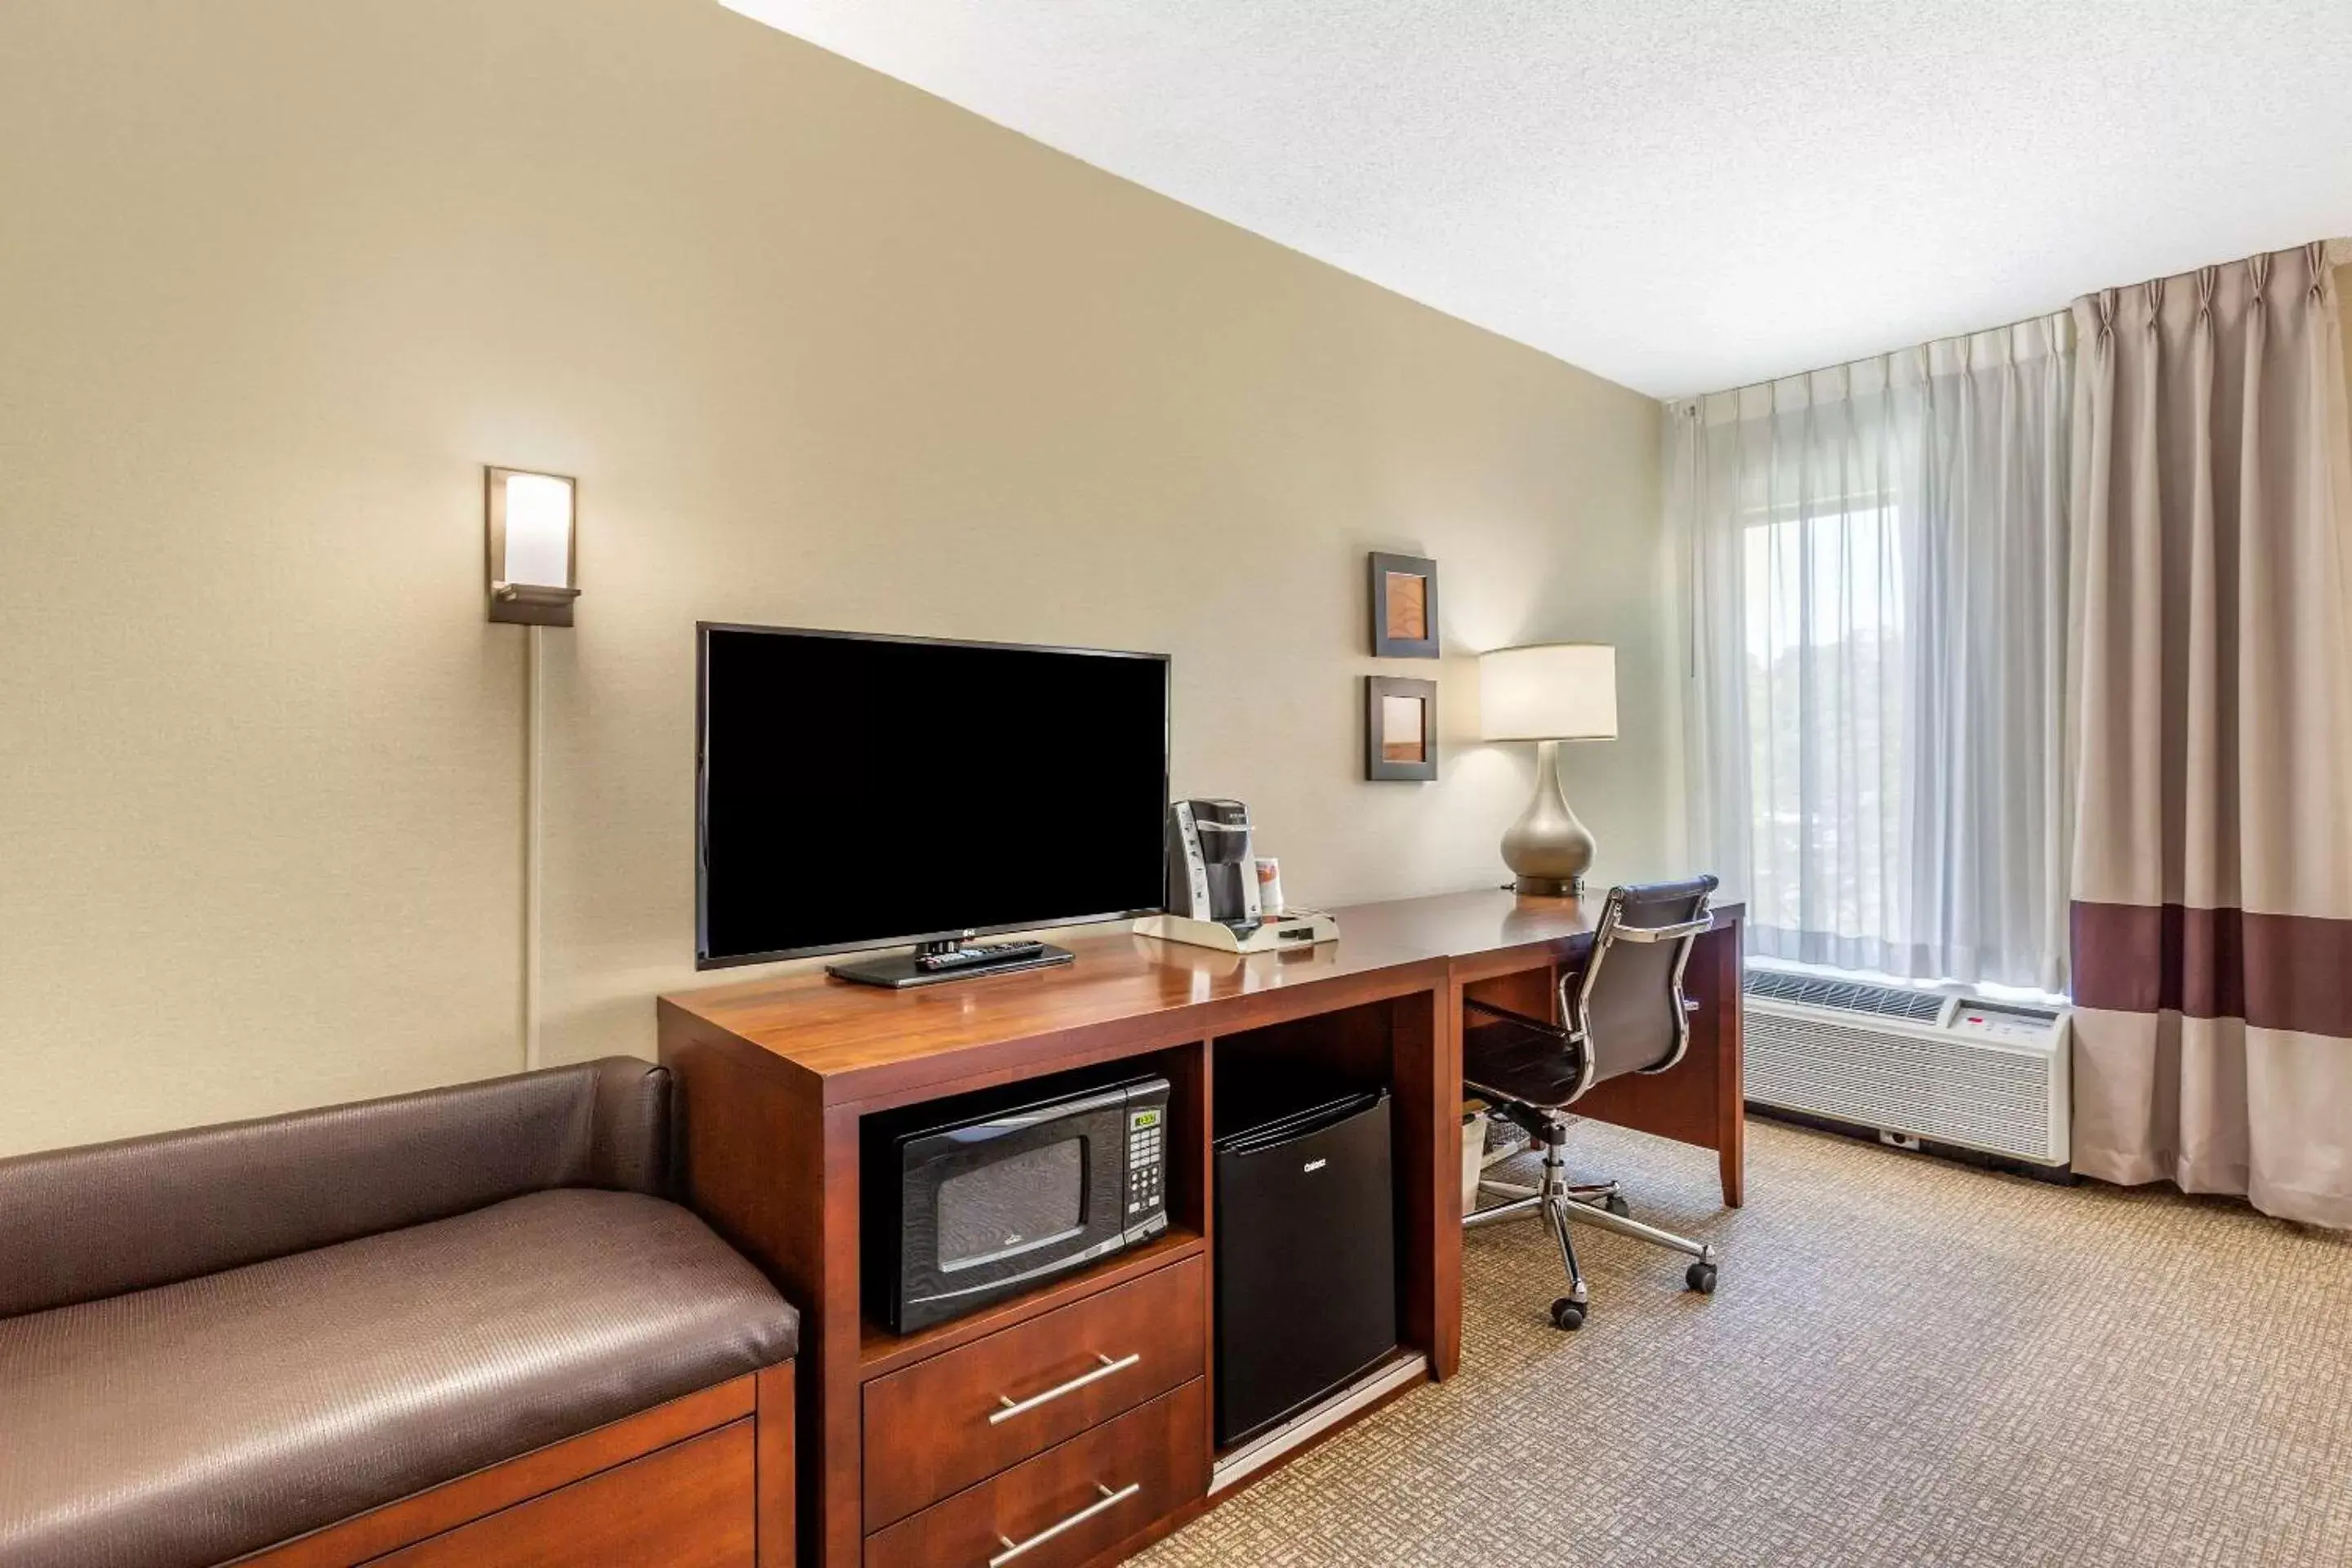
xmin=1369 ymin=552 xmax=1440 ymax=658
xmin=1365 ymin=675 xmax=1438 ymax=781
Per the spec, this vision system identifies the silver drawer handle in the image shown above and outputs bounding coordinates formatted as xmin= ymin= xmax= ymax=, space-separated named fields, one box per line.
xmin=988 ymin=1352 xmax=1141 ymax=1425
xmin=988 ymin=1481 xmax=1142 ymax=1566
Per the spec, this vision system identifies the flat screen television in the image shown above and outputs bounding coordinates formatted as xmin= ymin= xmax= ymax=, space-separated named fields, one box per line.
xmin=696 ymin=623 xmax=1170 ymax=973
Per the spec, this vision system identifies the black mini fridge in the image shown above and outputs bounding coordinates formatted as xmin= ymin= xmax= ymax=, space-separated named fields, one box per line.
xmin=1213 ymin=1087 xmax=1397 ymax=1449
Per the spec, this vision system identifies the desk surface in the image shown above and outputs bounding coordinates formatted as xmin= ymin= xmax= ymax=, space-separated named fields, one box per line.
xmin=660 ymin=889 xmax=1742 ymax=1097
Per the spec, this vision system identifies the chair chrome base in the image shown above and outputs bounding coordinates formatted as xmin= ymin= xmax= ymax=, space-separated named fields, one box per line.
xmin=1463 ymin=1117 xmax=1718 ymax=1328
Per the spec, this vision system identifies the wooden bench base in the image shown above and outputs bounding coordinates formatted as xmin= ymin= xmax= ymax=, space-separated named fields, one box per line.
xmin=234 ymin=1362 xmax=794 ymax=1568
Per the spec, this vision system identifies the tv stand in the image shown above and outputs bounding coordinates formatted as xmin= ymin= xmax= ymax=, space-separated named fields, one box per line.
xmin=826 ymin=938 xmax=1076 ymax=989
xmin=662 ymin=889 xmax=1745 ymax=1568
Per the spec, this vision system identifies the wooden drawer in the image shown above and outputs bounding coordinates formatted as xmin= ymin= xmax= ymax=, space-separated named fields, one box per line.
xmin=372 ymin=1419 xmax=755 ymax=1567
xmin=865 ymin=1380 xmax=1204 ymax=1568
xmin=863 ymin=1256 xmax=1205 ymax=1530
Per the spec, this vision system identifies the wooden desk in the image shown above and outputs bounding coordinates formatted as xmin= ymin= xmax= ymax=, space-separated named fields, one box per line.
xmin=659 ymin=889 xmax=1743 ymax=1568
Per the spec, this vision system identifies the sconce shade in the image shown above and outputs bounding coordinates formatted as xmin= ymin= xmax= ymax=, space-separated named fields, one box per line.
xmin=486 ymin=467 xmax=579 ymax=626
xmin=1478 ymin=644 xmax=1618 ymax=742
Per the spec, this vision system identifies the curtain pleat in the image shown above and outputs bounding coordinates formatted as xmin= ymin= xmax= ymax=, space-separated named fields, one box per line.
xmin=2067 ymin=243 xmax=2352 ymax=1226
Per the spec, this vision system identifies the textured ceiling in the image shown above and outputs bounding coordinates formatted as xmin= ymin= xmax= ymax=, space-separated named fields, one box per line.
xmin=720 ymin=1 xmax=2352 ymax=398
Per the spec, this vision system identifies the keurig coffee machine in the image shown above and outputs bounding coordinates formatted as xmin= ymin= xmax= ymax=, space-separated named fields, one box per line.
xmin=1167 ymin=799 xmax=1260 ymax=932
xmin=1132 ymin=800 xmax=1339 ymax=954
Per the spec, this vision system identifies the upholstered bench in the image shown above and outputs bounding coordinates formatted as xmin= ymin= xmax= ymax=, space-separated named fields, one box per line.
xmin=0 ymin=1059 xmax=800 ymax=1568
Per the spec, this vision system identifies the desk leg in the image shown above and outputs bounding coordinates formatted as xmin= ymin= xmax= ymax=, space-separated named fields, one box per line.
xmin=1393 ymin=982 xmax=1462 ymax=1381
xmin=1434 ymin=982 xmax=1463 ymax=1379
xmin=815 ymin=1104 xmax=863 ymax=1568
xmin=1717 ymin=1089 xmax=1745 ymax=1208
xmin=1704 ymin=918 xmax=1745 ymax=1208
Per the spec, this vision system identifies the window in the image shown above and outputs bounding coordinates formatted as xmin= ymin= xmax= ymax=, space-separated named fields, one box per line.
xmin=1742 ymin=499 xmax=1904 ymax=963
xmin=1674 ymin=323 xmax=2073 ymax=991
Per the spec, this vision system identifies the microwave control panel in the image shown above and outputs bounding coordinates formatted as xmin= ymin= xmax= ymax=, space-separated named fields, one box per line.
xmin=1125 ymin=1104 xmax=1167 ymax=1225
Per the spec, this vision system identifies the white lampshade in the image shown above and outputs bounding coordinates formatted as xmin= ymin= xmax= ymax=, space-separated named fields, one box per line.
xmin=1479 ymin=644 xmax=1618 ymax=742
xmin=486 ymin=466 xmax=581 ymax=626
xmin=498 ymin=470 xmax=575 ymax=588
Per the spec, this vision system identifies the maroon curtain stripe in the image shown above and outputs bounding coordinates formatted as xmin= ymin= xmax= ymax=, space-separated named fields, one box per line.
xmin=2071 ymin=901 xmax=2352 ymax=1040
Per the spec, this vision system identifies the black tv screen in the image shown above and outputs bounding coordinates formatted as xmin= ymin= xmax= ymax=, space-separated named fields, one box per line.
xmin=696 ymin=625 xmax=1170 ymax=968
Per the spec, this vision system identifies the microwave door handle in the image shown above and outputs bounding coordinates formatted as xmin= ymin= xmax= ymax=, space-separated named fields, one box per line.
xmin=988 ymin=1352 xmax=1143 ymax=1424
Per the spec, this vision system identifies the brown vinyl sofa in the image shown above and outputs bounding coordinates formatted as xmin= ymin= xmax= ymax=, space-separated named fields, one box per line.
xmin=0 ymin=1058 xmax=800 ymax=1568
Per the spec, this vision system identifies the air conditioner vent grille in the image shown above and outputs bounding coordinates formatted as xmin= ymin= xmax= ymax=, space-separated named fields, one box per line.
xmin=1742 ymin=968 xmax=1944 ymax=1023
xmin=1747 ymin=1012 xmax=2057 ymax=1164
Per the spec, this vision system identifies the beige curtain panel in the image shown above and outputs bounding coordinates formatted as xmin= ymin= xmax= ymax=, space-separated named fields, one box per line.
xmin=2067 ymin=243 xmax=2352 ymax=1226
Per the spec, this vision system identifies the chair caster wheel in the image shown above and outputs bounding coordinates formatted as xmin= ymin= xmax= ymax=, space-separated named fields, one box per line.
xmin=1550 ymin=1298 xmax=1587 ymax=1330
xmin=1603 ymin=1194 xmax=1631 ymax=1218
xmin=1686 ymin=1263 xmax=1718 ymax=1294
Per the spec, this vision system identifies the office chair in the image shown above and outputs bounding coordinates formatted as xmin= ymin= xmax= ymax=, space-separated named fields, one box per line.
xmin=1462 ymin=875 xmax=1721 ymax=1330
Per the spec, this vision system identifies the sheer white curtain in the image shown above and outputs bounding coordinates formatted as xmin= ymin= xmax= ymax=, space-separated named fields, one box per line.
xmin=1671 ymin=318 xmax=2074 ymax=990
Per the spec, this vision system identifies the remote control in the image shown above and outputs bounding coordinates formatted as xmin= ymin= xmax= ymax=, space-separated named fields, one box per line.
xmin=914 ymin=940 xmax=1047 ymax=973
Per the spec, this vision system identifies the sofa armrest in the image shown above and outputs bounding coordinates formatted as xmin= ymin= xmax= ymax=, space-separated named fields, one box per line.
xmin=589 ymin=1056 xmax=673 ymax=1198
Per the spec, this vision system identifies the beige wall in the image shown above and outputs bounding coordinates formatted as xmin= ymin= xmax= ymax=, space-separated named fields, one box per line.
xmin=0 ymin=0 xmax=1676 ymax=1154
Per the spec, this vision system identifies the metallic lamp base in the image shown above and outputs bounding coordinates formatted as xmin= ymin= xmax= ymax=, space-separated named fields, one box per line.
xmin=1499 ymin=739 xmax=1597 ymax=897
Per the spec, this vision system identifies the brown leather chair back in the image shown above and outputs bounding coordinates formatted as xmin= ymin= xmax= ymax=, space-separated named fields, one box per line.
xmin=1566 ymin=875 xmax=1719 ymax=1089
xmin=0 ymin=1058 xmax=671 ymax=1318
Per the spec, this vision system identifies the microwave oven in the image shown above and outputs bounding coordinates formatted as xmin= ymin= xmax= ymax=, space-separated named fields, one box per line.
xmin=865 ymin=1073 xmax=1172 ymax=1334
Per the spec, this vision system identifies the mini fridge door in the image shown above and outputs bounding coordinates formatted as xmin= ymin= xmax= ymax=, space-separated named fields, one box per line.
xmin=1214 ymin=1089 xmax=1397 ymax=1449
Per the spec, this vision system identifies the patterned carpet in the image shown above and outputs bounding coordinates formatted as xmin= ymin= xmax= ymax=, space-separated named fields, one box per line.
xmin=1139 ymin=1116 xmax=2352 ymax=1566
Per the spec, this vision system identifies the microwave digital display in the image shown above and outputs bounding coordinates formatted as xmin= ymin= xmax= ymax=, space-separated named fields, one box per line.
xmin=937 ymin=1138 xmax=1086 ymax=1272
xmin=865 ymin=1072 xmax=1172 ymax=1334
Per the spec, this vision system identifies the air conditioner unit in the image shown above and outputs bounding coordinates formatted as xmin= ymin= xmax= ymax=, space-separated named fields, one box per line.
xmin=1743 ymin=966 xmax=2071 ymax=1168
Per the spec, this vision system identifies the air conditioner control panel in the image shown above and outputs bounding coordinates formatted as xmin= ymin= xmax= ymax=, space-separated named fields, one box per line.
xmin=1949 ymin=1004 xmax=2061 ymax=1041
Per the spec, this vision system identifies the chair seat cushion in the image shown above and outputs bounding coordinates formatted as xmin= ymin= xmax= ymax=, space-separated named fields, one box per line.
xmin=0 ymin=1188 xmax=800 ymax=1568
xmin=1463 ymin=1017 xmax=1589 ymax=1108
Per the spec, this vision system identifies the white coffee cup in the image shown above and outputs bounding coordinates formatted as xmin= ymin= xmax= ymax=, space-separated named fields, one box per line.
xmin=1254 ymin=857 xmax=1285 ymax=916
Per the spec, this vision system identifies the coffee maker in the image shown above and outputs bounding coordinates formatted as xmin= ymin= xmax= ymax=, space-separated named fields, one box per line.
xmin=1167 ymin=799 xmax=1261 ymax=932
xmin=1135 ymin=800 xmax=1339 ymax=955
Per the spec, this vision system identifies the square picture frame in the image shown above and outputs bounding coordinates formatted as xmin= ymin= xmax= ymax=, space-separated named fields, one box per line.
xmin=1365 ymin=675 xmax=1438 ymax=781
xmin=1369 ymin=552 xmax=1440 ymax=658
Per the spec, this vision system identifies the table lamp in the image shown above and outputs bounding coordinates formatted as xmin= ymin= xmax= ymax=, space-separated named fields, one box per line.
xmin=1478 ymin=644 xmax=1618 ymax=896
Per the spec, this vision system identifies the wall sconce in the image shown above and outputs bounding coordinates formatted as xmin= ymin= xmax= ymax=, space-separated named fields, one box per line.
xmin=485 ymin=466 xmax=579 ymax=626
